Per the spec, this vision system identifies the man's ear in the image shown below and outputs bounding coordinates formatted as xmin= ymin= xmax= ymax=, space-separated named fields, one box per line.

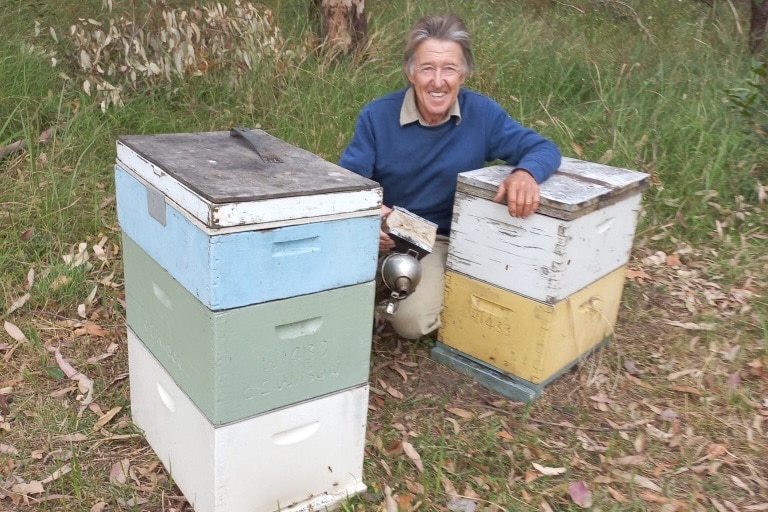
xmin=404 ymin=64 xmax=415 ymax=85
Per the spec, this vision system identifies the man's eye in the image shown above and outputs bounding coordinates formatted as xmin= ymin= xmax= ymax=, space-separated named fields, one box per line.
xmin=443 ymin=67 xmax=458 ymax=76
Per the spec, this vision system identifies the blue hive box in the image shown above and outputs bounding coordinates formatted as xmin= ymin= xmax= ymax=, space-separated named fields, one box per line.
xmin=115 ymin=130 xmax=382 ymax=311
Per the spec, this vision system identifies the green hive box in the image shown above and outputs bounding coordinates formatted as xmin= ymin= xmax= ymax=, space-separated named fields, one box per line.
xmin=123 ymin=234 xmax=375 ymax=425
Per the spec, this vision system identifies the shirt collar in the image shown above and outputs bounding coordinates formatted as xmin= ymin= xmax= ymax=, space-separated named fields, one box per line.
xmin=400 ymin=86 xmax=462 ymax=127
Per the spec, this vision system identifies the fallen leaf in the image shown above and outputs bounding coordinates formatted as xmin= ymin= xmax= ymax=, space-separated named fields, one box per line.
xmin=0 ymin=443 xmax=19 ymax=455
xmin=660 ymin=409 xmax=678 ymax=421
xmin=711 ymin=498 xmax=729 ymax=512
xmin=59 ymin=433 xmax=88 ymax=442
xmin=568 ymin=481 xmax=593 ymax=508
xmin=441 ymin=475 xmax=459 ymax=496
xmin=54 ymin=348 xmax=94 ymax=405
xmin=448 ymin=496 xmax=478 ymax=512
xmin=74 ymin=322 xmax=109 ymax=338
xmin=634 ymin=434 xmax=647 ymax=453
xmin=721 ymin=345 xmax=740 ymax=362
xmin=86 ymin=343 xmax=119 ymax=364
xmin=20 ymin=228 xmax=34 ymax=242
xmin=377 ymin=379 xmax=404 ymax=400
xmin=639 ymin=491 xmax=686 ymax=510
xmin=533 ymin=463 xmax=566 ymax=476
xmin=731 ymin=475 xmax=754 ymax=496
xmin=109 ymin=459 xmax=130 ymax=485
xmin=446 ymin=417 xmax=460 ymax=435
xmin=384 ymin=486 xmax=397 ymax=512
xmin=612 ymin=455 xmax=646 ymax=466
xmin=665 ymin=253 xmax=682 ymax=266
xmin=404 ymin=479 xmax=424 ymax=495
xmin=606 ymin=485 xmax=630 ymax=503
xmin=3 ymin=321 xmax=27 ymax=342
xmin=7 ymin=293 xmax=30 ymax=315
xmin=11 ymin=480 xmax=44 ymax=495
xmin=447 ymin=407 xmax=474 ymax=419
xmin=92 ymin=406 xmax=122 ymax=431
xmin=669 ymin=385 xmax=703 ymax=396
xmin=40 ymin=464 xmax=72 ymax=484
xmin=90 ymin=501 xmax=107 ymax=512
xmin=539 ymin=499 xmax=555 ymax=512
xmin=745 ymin=504 xmax=768 ymax=511
xmin=397 ymin=493 xmax=414 ymax=511
xmin=402 ymin=441 xmax=424 ymax=472
xmin=707 ymin=443 xmax=728 ymax=458
xmin=663 ymin=320 xmax=716 ymax=331
xmin=625 ymin=268 xmax=651 ymax=282
xmin=668 ymin=369 xmax=702 ymax=380
xmin=624 ymin=359 xmax=642 ymax=375
xmin=611 ymin=469 xmax=662 ymax=492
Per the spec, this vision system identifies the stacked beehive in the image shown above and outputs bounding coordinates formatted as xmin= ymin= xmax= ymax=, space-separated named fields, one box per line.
xmin=114 ymin=130 xmax=381 ymax=512
xmin=432 ymin=158 xmax=649 ymax=402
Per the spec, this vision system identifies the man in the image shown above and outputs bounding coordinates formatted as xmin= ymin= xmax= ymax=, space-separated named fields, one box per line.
xmin=339 ymin=14 xmax=561 ymax=340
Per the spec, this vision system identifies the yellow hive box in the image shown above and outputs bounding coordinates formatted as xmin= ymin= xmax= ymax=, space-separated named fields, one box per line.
xmin=436 ymin=266 xmax=626 ymax=393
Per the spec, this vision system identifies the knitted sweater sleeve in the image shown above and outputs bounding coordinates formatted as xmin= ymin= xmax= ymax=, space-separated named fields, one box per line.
xmin=338 ymin=107 xmax=376 ymax=179
xmin=486 ymin=99 xmax=561 ymax=183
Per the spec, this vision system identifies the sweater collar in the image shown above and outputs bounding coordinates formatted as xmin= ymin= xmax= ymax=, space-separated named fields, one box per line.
xmin=399 ymin=87 xmax=462 ymax=127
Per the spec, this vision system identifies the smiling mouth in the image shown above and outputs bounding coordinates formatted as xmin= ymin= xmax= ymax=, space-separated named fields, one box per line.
xmin=429 ymin=92 xmax=446 ymax=98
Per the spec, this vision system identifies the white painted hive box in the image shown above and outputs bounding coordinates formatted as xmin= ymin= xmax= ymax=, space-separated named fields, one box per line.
xmin=448 ymin=158 xmax=649 ymax=303
xmin=128 ymin=328 xmax=368 ymax=512
xmin=116 ymin=130 xmax=382 ymax=310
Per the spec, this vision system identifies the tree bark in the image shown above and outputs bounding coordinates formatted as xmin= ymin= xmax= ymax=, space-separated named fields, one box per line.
xmin=750 ymin=0 xmax=768 ymax=53
xmin=314 ymin=0 xmax=367 ymax=53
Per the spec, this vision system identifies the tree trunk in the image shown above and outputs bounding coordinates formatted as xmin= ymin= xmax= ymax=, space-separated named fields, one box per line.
xmin=750 ymin=0 xmax=768 ymax=53
xmin=314 ymin=0 xmax=367 ymax=53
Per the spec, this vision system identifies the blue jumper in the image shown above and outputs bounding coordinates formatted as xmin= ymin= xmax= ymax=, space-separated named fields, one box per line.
xmin=339 ymin=87 xmax=561 ymax=235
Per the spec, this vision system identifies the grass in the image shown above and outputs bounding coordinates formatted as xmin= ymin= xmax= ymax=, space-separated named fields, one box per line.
xmin=1 ymin=0 xmax=767 ymax=510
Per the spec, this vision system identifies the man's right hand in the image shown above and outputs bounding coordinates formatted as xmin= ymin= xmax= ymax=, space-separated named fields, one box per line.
xmin=379 ymin=205 xmax=395 ymax=253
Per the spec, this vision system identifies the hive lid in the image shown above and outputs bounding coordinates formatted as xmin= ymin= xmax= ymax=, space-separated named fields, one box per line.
xmin=456 ymin=157 xmax=649 ymax=220
xmin=116 ymin=130 xmax=381 ymax=229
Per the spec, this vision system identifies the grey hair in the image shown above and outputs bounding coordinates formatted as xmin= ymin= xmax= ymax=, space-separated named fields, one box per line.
xmin=403 ymin=14 xmax=474 ymax=76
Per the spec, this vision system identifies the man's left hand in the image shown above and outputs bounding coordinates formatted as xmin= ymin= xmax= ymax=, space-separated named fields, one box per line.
xmin=493 ymin=169 xmax=540 ymax=218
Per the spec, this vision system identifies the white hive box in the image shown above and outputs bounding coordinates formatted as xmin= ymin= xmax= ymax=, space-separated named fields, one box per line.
xmin=447 ymin=157 xmax=648 ymax=302
xmin=128 ymin=328 xmax=368 ymax=512
xmin=115 ymin=130 xmax=382 ymax=310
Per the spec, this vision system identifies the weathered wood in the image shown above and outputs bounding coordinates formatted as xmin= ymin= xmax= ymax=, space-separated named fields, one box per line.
xmin=383 ymin=206 xmax=437 ymax=256
xmin=118 ymin=129 xmax=377 ymax=203
xmin=456 ymin=157 xmax=649 ymax=221
xmin=448 ymin=190 xmax=642 ymax=303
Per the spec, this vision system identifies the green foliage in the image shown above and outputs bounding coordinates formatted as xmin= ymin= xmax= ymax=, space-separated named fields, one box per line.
xmin=724 ymin=60 xmax=768 ymax=141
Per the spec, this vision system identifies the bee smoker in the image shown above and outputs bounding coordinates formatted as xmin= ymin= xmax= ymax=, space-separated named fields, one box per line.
xmin=377 ymin=207 xmax=437 ymax=315
xmin=379 ymin=249 xmax=423 ymax=314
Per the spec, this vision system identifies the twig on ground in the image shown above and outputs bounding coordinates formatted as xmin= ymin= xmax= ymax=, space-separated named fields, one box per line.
xmin=0 ymin=128 xmax=54 ymax=163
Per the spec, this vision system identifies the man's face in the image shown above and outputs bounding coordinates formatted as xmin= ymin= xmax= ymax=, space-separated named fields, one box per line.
xmin=406 ymin=39 xmax=466 ymax=126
